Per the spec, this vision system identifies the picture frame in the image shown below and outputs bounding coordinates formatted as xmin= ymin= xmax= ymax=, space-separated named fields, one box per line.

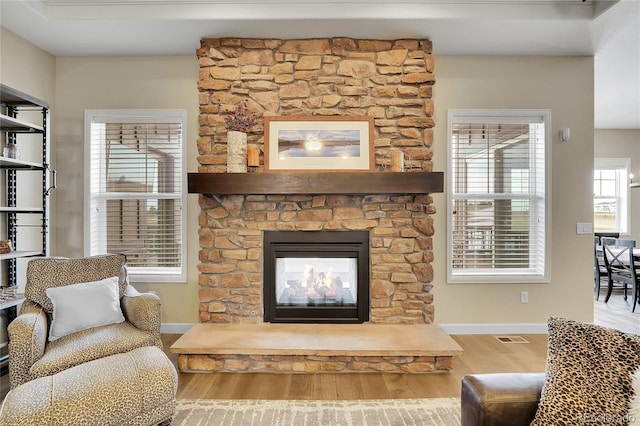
xmin=264 ymin=116 xmax=374 ymax=171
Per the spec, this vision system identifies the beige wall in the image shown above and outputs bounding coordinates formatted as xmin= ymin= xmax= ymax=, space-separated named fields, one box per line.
xmin=2 ymin=28 xmax=598 ymax=328
xmin=433 ymin=56 xmax=595 ymax=328
xmin=54 ymin=56 xmax=201 ymax=323
xmin=0 ymin=28 xmax=55 ymax=105
xmin=595 ymin=129 xmax=640 ymax=241
xmin=1 ymin=28 xmax=56 ymax=289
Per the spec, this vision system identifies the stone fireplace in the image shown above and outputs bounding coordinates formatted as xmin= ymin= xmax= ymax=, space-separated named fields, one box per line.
xmin=173 ymin=37 xmax=464 ymax=375
xmin=194 ymin=188 xmax=439 ymax=325
xmin=194 ymin=37 xmax=438 ymax=326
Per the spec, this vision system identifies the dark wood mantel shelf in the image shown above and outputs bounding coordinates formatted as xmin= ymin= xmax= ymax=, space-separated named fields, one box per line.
xmin=188 ymin=171 xmax=444 ymax=195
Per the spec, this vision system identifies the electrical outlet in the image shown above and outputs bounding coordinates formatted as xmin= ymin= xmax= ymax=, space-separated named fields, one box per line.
xmin=520 ymin=291 xmax=528 ymax=304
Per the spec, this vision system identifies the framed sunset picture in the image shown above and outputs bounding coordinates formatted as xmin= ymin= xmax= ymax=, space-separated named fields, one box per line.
xmin=264 ymin=116 xmax=374 ymax=171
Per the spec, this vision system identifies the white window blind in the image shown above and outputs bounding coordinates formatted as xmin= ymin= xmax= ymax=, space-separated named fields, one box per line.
xmin=85 ymin=110 xmax=187 ymax=282
xmin=593 ymin=158 xmax=630 ymax=233
xmin=447 ymin=109 xmax=550 ymax=283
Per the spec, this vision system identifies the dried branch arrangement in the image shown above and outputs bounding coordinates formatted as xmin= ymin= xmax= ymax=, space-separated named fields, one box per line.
xmin=219 ymin=99 xmax=262 ymax=133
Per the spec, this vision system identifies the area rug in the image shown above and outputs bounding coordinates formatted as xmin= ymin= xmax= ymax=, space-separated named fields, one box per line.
xmin=173 ymin=398 xmax=461 ymax=425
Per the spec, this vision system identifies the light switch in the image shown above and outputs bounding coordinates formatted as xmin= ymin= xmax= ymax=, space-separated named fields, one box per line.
xmin=576 ymin=223 xmax=593 ymax=234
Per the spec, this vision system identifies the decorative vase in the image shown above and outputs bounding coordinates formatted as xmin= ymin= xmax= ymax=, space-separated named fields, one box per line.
xmin=227 ymin=130 xmax=247 ymax=173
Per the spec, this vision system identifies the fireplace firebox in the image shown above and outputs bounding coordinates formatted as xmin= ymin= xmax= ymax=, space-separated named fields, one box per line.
xmin=263 ymin=230 xmax=370 ymax=323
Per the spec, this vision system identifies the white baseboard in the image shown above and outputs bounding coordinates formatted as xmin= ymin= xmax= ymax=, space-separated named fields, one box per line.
xmin=161 ymin=323 xmax=195 ymax=334
xmin=440 ymin=323 xmax=548 ymax=335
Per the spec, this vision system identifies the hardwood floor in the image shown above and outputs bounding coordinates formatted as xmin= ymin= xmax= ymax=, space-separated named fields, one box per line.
xmin=593 ymin=287 xmax=640 ymax=335
xmin=165 ymin=288 xmax=639 ymax=401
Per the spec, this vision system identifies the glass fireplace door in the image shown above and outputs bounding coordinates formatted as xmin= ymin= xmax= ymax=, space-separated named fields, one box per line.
xmin=275 ymin=257 xmax=358 ymax=307
xmin=263 ymin=230 xmax=370 ymax=323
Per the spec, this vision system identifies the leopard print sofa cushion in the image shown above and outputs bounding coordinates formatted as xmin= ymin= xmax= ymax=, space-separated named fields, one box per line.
xmin=25 ymin=254 xmax=128 ymax=314
xmin=531 ymin=317 xmax=640 ymax=426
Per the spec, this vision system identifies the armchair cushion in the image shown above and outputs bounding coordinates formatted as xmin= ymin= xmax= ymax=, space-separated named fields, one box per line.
xmin=46 ymin=276 xmax=125 ymax=341
xmin=29 ymin=321 xmax=157 ymax=379
xmin=25 ymin=254 xmax=128 ymax=314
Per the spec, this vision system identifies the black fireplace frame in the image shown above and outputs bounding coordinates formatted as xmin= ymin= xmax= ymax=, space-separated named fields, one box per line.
xmin=263 ymin=230 xmax=370 ymax=324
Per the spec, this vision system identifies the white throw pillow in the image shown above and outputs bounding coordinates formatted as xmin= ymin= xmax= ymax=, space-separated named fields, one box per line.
xmin=630 ymin=366 xmax=640 ymax=424
xmin=46 ymin=276 xmax=125 ymax=341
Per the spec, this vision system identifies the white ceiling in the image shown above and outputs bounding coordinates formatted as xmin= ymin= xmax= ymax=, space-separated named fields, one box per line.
xmin=1 ymin=0 xmax=639 ymax=129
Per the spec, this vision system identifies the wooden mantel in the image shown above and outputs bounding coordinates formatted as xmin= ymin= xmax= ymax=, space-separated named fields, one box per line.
xmin=188 ymin=172 xmax=444 ymax=195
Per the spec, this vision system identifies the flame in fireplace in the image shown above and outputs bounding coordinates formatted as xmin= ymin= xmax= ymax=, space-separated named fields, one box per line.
xmin=302 ymin=265 xmax=335 ymax=293
xmin=282 ymin=263 xmax=351 ymax=304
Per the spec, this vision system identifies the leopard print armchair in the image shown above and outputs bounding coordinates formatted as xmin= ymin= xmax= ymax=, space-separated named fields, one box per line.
xmin=7 ymin=254 xmax=163 ymax=389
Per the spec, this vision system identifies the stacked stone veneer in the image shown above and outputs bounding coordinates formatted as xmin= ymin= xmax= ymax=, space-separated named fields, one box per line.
xmin=179 ymin=352 xmax=452 ymax=374
xmin=191 ymin=38 xmax=442 ymax=373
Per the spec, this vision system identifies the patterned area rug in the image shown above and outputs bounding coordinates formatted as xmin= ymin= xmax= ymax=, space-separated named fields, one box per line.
xmin=174 ymin=398 xmax=461 ymax=425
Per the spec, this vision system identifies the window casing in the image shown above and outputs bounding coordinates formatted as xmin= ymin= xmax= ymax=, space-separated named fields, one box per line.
xmin=447 ymin=109 xmax=550 ymax=283
xmin=593 ymin=158 xmax=630 ymax=234
xmin=84 ymin=110 xmax=187 ymax=282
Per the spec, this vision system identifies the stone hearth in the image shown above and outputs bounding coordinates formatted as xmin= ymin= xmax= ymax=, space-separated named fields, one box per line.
xmin=171 ymin=323 xmax=463 ymax=374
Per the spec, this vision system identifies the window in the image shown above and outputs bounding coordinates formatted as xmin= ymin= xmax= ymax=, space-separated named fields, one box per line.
xmin=85 ymin=110 xmax=187 ymax=282
xmin=593 ymin=158 xmax=630 ymax=234
xmin=447 ymin=109 xmax=550 ymax=283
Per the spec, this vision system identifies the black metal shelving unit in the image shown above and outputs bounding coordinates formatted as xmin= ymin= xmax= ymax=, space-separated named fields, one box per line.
xmin=0 ymin=84 xmax=54 ymax=374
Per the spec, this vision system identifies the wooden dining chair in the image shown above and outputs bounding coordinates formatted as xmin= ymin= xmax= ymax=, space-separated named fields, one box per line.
xmin=594 ymin=236 xmax=610 ymax=301
xmin=602 ymin=238 xmax=639 ymax=311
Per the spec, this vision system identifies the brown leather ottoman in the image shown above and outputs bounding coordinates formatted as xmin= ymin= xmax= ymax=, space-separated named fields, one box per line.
xmin=461 ymin=372 xmax=545 ymax=426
